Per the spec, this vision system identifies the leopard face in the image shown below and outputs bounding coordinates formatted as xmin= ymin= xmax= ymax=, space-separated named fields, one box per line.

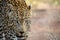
xmin=0 ymin=0 xmax=31 ymax=40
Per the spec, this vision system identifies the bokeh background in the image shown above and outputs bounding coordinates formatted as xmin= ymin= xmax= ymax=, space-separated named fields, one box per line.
xmin=26 ymin=0 xmax=60 ymax=40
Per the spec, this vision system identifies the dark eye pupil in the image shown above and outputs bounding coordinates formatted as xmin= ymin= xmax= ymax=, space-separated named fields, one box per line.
xmin=9 ymin=9 xmax=12 ymax=12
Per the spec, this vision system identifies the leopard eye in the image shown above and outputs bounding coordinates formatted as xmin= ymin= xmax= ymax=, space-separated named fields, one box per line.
xmin=7 ymin=4 xmax=13 ymax=12
xmin=9 ymin=9 xmax=12 ymax=12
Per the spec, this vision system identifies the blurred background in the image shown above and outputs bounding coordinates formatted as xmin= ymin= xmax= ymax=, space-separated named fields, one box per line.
xmin=26 ymin=0 xmax=60 ymax=40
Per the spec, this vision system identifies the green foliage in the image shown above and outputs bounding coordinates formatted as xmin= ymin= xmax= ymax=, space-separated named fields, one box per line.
xmin=50 ymin=0 xmax=60 ymax=5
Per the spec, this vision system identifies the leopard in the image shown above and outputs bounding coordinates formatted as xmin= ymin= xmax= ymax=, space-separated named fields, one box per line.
xmin=0 ymin=0 xmax=31 ymax=40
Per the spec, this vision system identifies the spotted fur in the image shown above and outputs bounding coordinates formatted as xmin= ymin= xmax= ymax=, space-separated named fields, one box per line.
xmin=0 ymin=0 xmax=31 ymax=40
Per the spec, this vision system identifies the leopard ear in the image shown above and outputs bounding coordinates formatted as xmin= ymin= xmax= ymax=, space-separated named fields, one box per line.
xmin=28 ymin=5 xmax=31 ymax=10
